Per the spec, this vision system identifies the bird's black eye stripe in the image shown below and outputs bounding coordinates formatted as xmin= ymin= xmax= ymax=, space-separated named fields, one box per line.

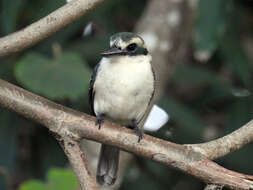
xmin=127 ymin=43 xmax=137 ymax=51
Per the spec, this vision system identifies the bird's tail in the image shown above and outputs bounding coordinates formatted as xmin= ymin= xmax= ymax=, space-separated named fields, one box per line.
xmin=96 ymin=144 xmax=120 ymax=185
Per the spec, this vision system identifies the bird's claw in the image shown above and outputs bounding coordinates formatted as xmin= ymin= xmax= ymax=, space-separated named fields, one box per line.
xmin=132 ymin=119 xmax=143 ymax=142
xmin=95 ymin=114 xmax=104 ymax=129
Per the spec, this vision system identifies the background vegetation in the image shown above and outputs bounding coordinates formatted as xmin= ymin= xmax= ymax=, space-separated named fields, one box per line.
xmin=0 ymin=0 xmax=253 ymax=189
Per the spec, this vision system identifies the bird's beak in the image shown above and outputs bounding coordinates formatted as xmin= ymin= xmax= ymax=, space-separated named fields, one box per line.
xmin=101 ymin=46 xmax=126 ymax=57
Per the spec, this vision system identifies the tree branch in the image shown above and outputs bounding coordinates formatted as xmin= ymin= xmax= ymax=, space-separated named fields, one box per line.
xmin=1 ymin=80 xmax=253 ymax=189
xmin=0 ymin=0 xmax=105 ymax=58
xmin=186 ymin=120 xmax=253 ymax=160
xmin=59 ymin=136 xmax=98 ymax=190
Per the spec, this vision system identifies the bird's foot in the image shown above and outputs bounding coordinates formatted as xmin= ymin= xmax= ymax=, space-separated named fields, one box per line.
xmin=95 ymin=114 xmax=105 ymax=129
xmin=132 ymin=119 xmax=143 ymax=143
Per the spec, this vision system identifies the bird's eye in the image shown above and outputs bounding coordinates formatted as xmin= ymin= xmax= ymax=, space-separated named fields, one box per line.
xmin=127 ymin=43 xmax=137 ymax=51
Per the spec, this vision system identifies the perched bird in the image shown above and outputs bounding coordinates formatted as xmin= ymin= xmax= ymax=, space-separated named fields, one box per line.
xmin=89 ymin=32 xmax=155 ymax=185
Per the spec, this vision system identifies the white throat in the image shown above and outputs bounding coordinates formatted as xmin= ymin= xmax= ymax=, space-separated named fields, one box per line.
xmin=94 ymin=54 xmax=154 ymax=125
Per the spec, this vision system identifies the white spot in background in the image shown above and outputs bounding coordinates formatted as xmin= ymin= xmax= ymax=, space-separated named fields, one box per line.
xmin=194 ymin=50 xmax=212 ymax=62
xmin=83 ymin=22 xmax=93 ymax=37
xmin=231 ymin=88 xmax=251 ymax=98
xmin=140 ymin=32 xmax=158 ymax=51
xmin=188 ymin=0 xmax=199 ymax=9
xmin=144 ymin=105 xmax=169 ymax=132
xmin=159 ymin=41 xmax=172 ymax=52
xmin=66 ymin=0 xmax=72 ymax=3
xmin=167 ymin=10 xmax=180 ymax=26
xmin=171 ymin=0 xmax=183 ymax=3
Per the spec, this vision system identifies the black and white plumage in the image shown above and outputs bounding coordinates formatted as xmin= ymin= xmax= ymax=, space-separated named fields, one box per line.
xmin=89 ymin=32 xmax=155 ymax=185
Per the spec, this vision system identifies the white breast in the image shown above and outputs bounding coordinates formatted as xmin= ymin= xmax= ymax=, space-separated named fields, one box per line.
xmin=93 ymin=55 xmax=154 ymax=126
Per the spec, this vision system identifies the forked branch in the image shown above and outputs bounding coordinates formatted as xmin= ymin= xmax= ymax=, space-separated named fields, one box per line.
xmin=0 ymin=79 xmax=253 ymax=189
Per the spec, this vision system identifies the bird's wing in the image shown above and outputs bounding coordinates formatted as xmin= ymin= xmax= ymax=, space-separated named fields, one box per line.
xmin=89 ymin=62 xmax=100 ymax=116
xmin=137 ymin=65 xmax=156 ymax=126
xmin=148 ymin=66 xmax=156 ymax=106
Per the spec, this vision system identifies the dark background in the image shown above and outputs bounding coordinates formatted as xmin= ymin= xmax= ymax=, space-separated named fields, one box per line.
xmin=0 ymin=0 xmax=253 ymax=189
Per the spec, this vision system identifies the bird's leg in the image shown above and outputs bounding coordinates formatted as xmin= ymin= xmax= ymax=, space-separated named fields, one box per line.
xmin=95 ymin=114 xmax=105 ymax=129
xmin=131 ymin=119 xmax=143 ymax=143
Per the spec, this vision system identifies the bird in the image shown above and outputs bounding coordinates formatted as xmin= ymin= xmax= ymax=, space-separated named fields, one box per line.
xmin=89 ymin=32 xmax=155 ymax=186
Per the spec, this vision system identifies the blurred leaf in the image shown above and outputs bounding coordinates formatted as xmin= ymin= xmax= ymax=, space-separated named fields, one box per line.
xmin=223 ymin=143 xmax=253 ymax=173
xmin=35 ymin=129 xmax=68 ymax=178
xmin=0 ymin=110 xmax=18 ymax=190
xmin=19 ymin=169 xmax=78 ymax=190
xmin=171 ymin=65 xmax=232 ymax=101
xmin=15 ymin=52 xmax=91 ymax=101
xmin=195 ymin=0 xmax=232 ymax=55
xmin=47 ymin=168 xmax=78 ymax=190
xmin=160 ymin=97 xmax=206 ymax=142
xmin=121 ymin=163 xmax=161 ymax=190
xmin=172 ymin=65 xmax=224 ymax=86
xmin=28 ymin=0 xmax=64 ymax=22
xmin=220 ymin=25 xmax=251 ymax=86
xmin=19 ymin=180 xmax=46 ymax=190
xmin=70 ymin=36 xmax=108 ymax=63
xmin=0 ymin=0 xmax=23 ymax=35
xmin=224 ymin=98 xmax=253 ymax=134
xmin=0 ymin=62 xmax=15 ymax=80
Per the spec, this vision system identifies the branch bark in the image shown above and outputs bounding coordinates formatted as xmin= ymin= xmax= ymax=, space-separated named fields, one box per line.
xmin=59 ymin=137 xmax=98 ymax=190
xmin=1 ymin=79 xmax=253 ymax=190
xmin=0 ymin=0 xmax=105 ymax=58
xmin=186 ymin=119 xmax=253 ymax=160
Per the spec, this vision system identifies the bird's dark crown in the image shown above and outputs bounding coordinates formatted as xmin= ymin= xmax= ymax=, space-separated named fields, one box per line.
xmin=103 ymin=32 xmax=148 ymax=56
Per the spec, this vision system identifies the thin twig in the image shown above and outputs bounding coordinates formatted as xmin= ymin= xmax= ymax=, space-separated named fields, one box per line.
xmin=0 ymin=0 xmax=105 ymax=58
xmin=59 ymin=136 xmax=98 ymax=190
xmin=1 ymin=80 xmax=253 ymax=189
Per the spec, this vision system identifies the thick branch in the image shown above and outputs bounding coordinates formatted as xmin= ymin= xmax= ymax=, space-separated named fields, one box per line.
xmin=186 ymin=120 xmax=253 ymax=160
xmin=60 ymin=137 xmax=98 ymax=190
xmin=1 ymin=80 xmax=253 ymax=189
xmin=0 ymin=0 xmax=105 ymax=58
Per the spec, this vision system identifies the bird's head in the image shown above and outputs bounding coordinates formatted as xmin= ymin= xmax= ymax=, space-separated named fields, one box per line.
xmin=101 ymin=32 xmax=148 ymax=57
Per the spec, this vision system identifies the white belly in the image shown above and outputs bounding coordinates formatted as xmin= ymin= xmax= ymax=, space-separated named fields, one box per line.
xmin=93 ymin=56 xmax=154 ymax=126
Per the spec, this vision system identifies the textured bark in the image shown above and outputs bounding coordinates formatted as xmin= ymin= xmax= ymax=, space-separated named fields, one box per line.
xmin=0 ymin=0 xmax=105 ymax=58
xmin=60 ymin=137 xmax=98 ymax=190
xmin=186 ymin=119 xmax=253 ymax=159
xmin=1 ymin=79 xmax=253 ymax=189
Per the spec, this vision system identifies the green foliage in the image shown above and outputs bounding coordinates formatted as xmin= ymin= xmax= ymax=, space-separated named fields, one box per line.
xmin=47 ymin=169 xmax=78 ymax=190
xmin=160 ymin=97 xmax=206 ymax=142
xmin=1 ymin=0 xmax=253 ymax=190
xmin=19 ymin=168 xmax=78 ymax=190
xmin=15 ymin=52 xmax=91 ymax=101
xmin=225 ymin=97 xmax=253 ymax=133
xmin=0 ymin=0 xmax=23 ymax=35
xmin=20 ymin=180 xmax=46 ymax=190
xmin=195 ymin=0 xmax=232 ymax=54
xmin=220 ymin=26 xmax=251 ymax=86
xmin=0 ymin=0 xmax=148 ymax=189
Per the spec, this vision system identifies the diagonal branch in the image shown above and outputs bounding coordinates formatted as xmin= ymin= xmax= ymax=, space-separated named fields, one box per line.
xmin=59 ymin=136 xmax=98 ymax=190
xmin=185 ymin=120 xmax=253 ymax=160
xmin=1 ymin=81 xmax=253 ymax=189
xmin=0 ymin=0 xmax=105 ymax=58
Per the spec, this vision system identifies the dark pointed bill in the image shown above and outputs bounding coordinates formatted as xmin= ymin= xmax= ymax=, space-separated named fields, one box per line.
xmin=101 ymin=46 xmax=126 ymax=57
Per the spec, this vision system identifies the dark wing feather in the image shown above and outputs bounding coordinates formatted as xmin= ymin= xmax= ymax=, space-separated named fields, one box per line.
xmin=89 ymin=63 xmax=100 ymax=116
